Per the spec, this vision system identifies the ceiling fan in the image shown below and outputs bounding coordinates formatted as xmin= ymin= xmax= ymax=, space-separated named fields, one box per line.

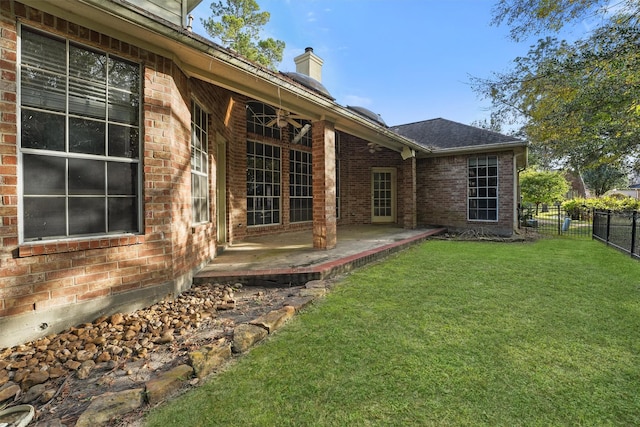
xmin=367 ymin=142 xmax=383 ymax=153
xmin=266 ymin=109 xmax=304 ymax=128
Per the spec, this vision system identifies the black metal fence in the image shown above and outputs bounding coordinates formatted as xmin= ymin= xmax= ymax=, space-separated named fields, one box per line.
xmin=518 ymin=204 xmax=592 ymax=238
xmin=592 ymin=210 xmax=640 ymax=258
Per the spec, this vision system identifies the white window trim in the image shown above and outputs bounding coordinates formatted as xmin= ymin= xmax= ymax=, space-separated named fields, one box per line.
xmin=17 ymin=25 xmax=142 ymax=243
xmin=467 ymin=155 xmax=499 ymax=222
xmin=191 ymin=99 xmax=210 ymax=225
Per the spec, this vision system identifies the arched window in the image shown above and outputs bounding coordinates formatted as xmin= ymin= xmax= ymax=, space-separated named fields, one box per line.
xmin=246 ymin=101 xmax=281 ymax=140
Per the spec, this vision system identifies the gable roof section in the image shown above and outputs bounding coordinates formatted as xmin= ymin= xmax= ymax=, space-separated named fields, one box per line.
xmin=391 ymin=118 xmax=525 ymax=151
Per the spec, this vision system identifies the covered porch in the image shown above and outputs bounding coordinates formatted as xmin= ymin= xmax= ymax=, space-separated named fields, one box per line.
xmin=195 ymin=225 xmax=446 ymax=286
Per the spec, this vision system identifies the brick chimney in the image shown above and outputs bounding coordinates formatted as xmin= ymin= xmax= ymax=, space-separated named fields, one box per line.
xmin=294 ymin=47 xmax=323 ymax=82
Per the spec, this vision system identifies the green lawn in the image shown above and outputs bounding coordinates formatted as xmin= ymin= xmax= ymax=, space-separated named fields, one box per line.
xmin=145 ymin=239 xmax=640 ymax=426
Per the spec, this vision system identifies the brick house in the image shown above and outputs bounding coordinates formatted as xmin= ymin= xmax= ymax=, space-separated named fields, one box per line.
xmin=0 ymin=0 xmax=527 ymax=348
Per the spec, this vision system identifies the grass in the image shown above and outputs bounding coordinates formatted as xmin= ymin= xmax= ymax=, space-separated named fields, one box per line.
xmin=144 ymin=238 xmax=640 ymax=426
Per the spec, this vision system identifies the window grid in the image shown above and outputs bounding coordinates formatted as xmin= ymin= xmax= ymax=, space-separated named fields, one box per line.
xmin=290 ymin=120 xmax=312 ymax=147
xmin=19 ymin=27 xmax=141 ymax=241
xmin=373 ymin=171 xmax=393 ymax=217
xmin=191 ymin=100 xmax=209 ymax=224
xmin=246 ymin=101 xmax=281 ymax=140
xmin=468 ymin=155 xmax=498 ymax=221
xmin=247 ymin=141 xmax=281 ymax=226
xmin=289 ymin=149 xmax=313 ymax=223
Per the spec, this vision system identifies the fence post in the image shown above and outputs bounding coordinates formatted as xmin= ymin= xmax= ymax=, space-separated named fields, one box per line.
xmin=631 ymin=211 xmax=637 ymax=258
xmin=557 ymin=204 xmax=561 ymax=235
xmin=606 ymin=210 xmax=611 ymax=245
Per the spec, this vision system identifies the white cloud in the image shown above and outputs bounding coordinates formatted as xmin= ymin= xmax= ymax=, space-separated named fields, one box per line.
xmin=343 ymin=95 xmax=373 ymax=107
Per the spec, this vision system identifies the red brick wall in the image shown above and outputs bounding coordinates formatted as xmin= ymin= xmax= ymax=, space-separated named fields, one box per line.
xmin=337 ymin=132 xmax=408 ymax=226
xmin=0 ymin=3 xmax=217 ymax=347
xmin=417 ymin=152 xmax=516 ymax=235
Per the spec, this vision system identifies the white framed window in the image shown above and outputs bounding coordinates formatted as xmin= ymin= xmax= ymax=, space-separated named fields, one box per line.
xmin=191 ymin=100 xmax=209 ymax=224
xmin=19 ymin=27 xmax=141 ymax=242
xmin=289 ymin=149 xmax=312 ymax=223
xmin=468 ymin=155 xmax=498 ymax=221
xmin=247 ymin=141 xmax=281 ymax=226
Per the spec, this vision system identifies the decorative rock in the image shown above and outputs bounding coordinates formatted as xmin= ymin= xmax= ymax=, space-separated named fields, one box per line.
xmin=77 ymin=360 xmax=96 ymax=380
xmin=75 ymin=350 xmax=94 ymax=362
xmin=123 ymin=328 xmax=137 ymax=341
xmin=281 ymin=296 xmax=315 ymax=312
xmin=10 ymin=360 xmax=27 ymax=370
xmin=22 ymin=383 xmax=46 ymax=403
xmin=0 ymin=369 xmax=9 ymax=387
xmin=75 ymin=388 xmax=145 ymax=427
xmin=109 ymin=313 xmax=125 ymax=326
xmin=153 ymin=331 xmax=174 ymax=344
xmin=145 ymin=364 xmax=194 ymax=404
xmin=13 ymin=369 xmax=29 ymax=384
xmin=22 ymin=370 xmax=49 ymax=389
xmin=41 ymin=387 xmax=57 ymax=402
xmin=64 ymin=360 xmax=81 ymax=371
xmin=231 ymin=324 xmax=267 ymax=354
xmin=48 ymin=367 xmax=66 ymax=379
xmin=188 ymin=344 xmax=231 ymax=379
xmin=249 ymin=306 xmax=296 ymax=334
xmin=95 ymin=352 xmax=111 ymax=363
xmin=0 ymin=382 xmax=20 ymax=402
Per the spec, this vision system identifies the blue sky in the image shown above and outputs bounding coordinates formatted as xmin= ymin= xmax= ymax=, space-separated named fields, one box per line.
xmin=189 ymin=1 xmax=576 ymax=127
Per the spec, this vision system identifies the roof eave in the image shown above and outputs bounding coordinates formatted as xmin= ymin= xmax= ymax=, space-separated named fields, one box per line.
xmin=428 ymin=141 xmax=528 ymax=162
xmin=19 ymin=0 xmax=426 ymax=157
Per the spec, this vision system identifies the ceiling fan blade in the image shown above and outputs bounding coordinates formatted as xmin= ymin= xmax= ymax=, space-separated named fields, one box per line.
xmin=287 ymin=118 xmax=302 ymax=128
xmin=292 ymin=123 xmax=311 ymax=144
xmin=266 ymin=118 xmax=278 ymax=127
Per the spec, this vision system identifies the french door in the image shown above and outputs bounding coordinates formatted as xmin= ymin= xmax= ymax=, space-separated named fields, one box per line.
xmin=371 ymin=168 xmax=396 ymax=223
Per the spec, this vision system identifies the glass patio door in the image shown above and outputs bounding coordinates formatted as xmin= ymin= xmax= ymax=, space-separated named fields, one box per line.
xmin=371 ymin=168 xmax=396 ymax=223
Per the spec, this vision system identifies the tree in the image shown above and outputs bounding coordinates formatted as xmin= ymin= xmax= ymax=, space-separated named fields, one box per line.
xmin=490 ymin=0 xmax=634 ymax=41
xmin=473 ymin=1 xmax=640 ymax=172
xmin=201 ymin=0 xmax=285 ymax=69
xmin=582 ymin=163 xmax=628 ymax=197
xmin=520 ymin=169 xmax=570 ymax=213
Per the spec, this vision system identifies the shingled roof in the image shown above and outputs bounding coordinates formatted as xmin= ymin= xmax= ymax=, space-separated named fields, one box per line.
xmin=390 ymin=118 xmax=524 ymax=151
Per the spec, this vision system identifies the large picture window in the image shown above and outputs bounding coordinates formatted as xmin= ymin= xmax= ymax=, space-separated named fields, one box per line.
xmin=20 ymin=27 xmax=141 ymax=241
xmin=247 ymin=141 xmax=281 ymax=226
xmin=289 ymin=149 xmax=312 ymax=223
xmin=191 ymin=101 xmax=209 ymax=224
xmin=468 ymin=155 xmax=498 ymax=221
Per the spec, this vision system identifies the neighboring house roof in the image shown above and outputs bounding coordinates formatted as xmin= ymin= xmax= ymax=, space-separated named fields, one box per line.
xmin=390 ymin=118 xmax=524 ymax=151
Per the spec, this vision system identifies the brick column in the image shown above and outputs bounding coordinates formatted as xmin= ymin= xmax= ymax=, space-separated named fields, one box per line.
xmin=312 ymin=120 xmax=337 ymax=249
xmin=401 ymin=156 xmax=417 ymax=229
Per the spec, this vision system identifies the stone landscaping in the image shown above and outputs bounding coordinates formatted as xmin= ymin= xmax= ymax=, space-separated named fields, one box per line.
xmin=0 ymin=280 xmax=329 ymax=426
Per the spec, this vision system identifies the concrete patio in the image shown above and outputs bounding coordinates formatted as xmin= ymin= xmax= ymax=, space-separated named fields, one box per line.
xmin=194 ymin=225 xmax=446 ymax=286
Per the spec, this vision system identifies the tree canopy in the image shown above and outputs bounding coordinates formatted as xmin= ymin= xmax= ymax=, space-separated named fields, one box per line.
xmin=202 ymin=0 xmax=285 ymax=69
xmin=582 ymin=164 xmax=628 ymax=197
xmin=520 ymin=169 xmax=570 ymax=212
xmin=474 ymin=1 xmax=640 ymax=173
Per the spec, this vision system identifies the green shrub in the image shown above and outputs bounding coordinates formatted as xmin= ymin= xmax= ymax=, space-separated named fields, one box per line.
xmin=562 ymin=196 xmax=640 ymax=216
